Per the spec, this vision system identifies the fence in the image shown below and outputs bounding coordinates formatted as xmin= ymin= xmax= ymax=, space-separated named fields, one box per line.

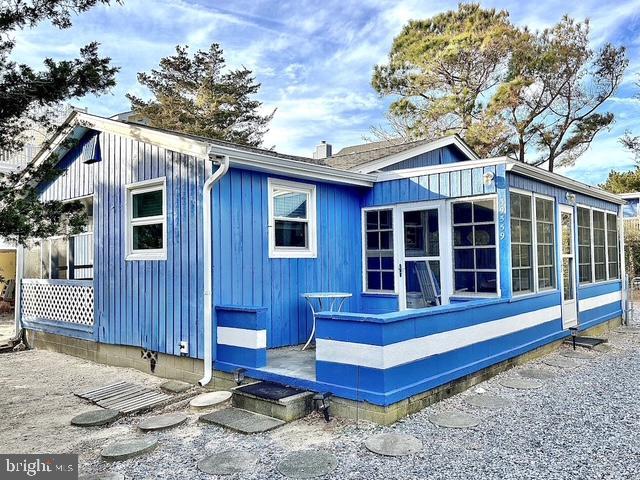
xmin=21 ymin=279 xmax=94 ymax=326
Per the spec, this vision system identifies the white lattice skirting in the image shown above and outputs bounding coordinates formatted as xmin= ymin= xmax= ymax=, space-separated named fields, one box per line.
xmin=21 ymin=279 xmax=94 ymax=326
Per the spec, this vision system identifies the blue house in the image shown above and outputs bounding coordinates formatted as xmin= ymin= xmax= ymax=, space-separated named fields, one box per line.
xmin=15 ymin=110 xmax=626 ymax=421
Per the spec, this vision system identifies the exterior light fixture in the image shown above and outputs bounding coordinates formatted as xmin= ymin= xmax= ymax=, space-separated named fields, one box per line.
xmin=565 ymin=192 xmax=577 ymax=205
xmin=233 ymin=367 xmax=246 ymax=386
xmin=482 ymin=171 xmax=495 ymax=186
xmin=569 ymin=327 xmax=578 ymax=350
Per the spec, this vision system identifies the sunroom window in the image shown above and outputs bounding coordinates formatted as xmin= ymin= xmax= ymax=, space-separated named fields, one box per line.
xmin=535 ymin=197 xmax=556 ymax=290
xmin=592 ymin=211 xmax=606 ymax=281
xmin=452 ymin=199 xmax=497 ymax=294
xmin=607 ymin=213 xmax=620 ymax=279
xmin=126 ymin=178 xmax=166 ymax=260
xmin=364 ymin=209 xmax=395 ymax=292
xmin=510 ymin=193 xmax=533 ymax=294
xmin=268 ymin=179 xmax=317 ymax=258
xmin=577 ymin=207 xmax=592 ymax=283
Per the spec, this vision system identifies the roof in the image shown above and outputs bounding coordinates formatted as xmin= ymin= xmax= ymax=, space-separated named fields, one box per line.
xmin=324 ymin=135 xmax=479 ymax=172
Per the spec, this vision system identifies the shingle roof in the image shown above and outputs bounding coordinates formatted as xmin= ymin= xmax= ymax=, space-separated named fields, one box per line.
xmin=324 ymin=138 xmax=434 ymax=170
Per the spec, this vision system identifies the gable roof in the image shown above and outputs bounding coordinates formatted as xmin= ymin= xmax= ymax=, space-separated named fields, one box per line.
xmin=324 ymin=135 xmax=479 ymax=172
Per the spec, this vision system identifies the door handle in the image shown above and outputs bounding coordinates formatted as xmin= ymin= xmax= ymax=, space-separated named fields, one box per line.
xmin=398 ymin=263 xmax=402 ymax=277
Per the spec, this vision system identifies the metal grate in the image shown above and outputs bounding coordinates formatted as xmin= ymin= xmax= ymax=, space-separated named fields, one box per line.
xmin=75 ymin=382 xmax=171 ymax=414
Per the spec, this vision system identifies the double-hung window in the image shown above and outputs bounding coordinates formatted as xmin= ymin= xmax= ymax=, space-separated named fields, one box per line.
xmin=452 ymin=199 xmax=497 ymax=294
xmin=592 ymin=211 xmax=606 ymax=281
xmin=364 ymin=209 xmax=395 ymax=292
xmin=607 ymin=213 xmax=620 ymax=279
xmin=126 ymin=178 xmax=166 ymax=260
xmin=577 ymin=207 xmax=592 ymax=283
xmin=510 ymin=193 xmax=533 ymax=294
xmin=535 ymin=197 xmax=556 ymax=290
xmin=268 ymin=178 xmax=317 ymax=258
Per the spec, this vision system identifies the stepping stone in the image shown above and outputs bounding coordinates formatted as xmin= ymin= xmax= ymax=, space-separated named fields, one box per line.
xmin=364 ymin=432 xmax=422 ymax=456
xmin=190 ymin=391 xmax=231 ymax=409
xmin=161 ymin=380 xmax=192 ymax=394
xmin=138 ymin=413 xmax=187 ymax=432
xmin=615 ymin=326 xmax=640 ymax=334
xmin=465 ymin=394 xmax=511 ymax=410
xmin=544 ymin=357 xmax=579 ymax=369
xmin=101 ymin=437 xmax=158 ymax=461
xmin=79 ymin=474 xmax=125 ymax=480
xmin=593 ymin=343 xmax=614 ymax=353
xmin=277 ymin=451 xmax=338 ymax=479
xmin=560 ymin=350 xmax=594 ymax=360
xmin=518 ymin=368 xmax=556 ymax=380
xmin=197 ymin=450 xmax=259 ymax=476
xmin=71 ymin=409 xmax=120 ymax=427
xmin=200 ymin=407 xmax=284 ymax=434
xmin=429 ymin=412 xmax=481 ymax=428
xmin=499 ymin=377 xmax=543 ymax=390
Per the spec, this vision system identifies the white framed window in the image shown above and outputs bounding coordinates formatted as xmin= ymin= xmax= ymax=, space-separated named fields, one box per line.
xmin=268 ymin=178 xmax=317 ymax=258
xmin=363 ymin=207 xmax=395 ymax=293
xmin=126 ymin=178 xmax=167 ymax=261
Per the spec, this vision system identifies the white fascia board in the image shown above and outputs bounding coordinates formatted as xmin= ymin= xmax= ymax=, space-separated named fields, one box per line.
xmin=506 ymin=160 xmax=626 ymax=205
xmin=353 ymin=136 xmax=479 ymax=174
xmin=375 ymin=157 xmax=508 ymax=181
xmin=41 ymin=112 xmax=375 ymax=188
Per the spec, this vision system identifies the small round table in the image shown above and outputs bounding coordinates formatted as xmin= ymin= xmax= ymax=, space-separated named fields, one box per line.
xmin=301 ymin=292 xmax=352 ymax=351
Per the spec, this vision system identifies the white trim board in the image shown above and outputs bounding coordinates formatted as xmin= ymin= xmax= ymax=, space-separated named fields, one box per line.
xmin=316 ymin=305 xmax=561 ymax=369
xmin=578 ymin=291 xmax=622 ymax=312
xmin=217 ymin=326 xmax=267 ymax=349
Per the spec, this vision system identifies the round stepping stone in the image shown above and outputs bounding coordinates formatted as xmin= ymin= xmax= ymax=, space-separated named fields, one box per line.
xmin=429 ymin=412 xmax=481 ymax=428
xmin=277 ymin=451 xmax=338 ymax=479
xmin=101 ymin=437 xmax=158 ymax=461
xmin=79 ymin=474 xmax=125 ymax=480
xmin=544 ymin=357 xmax=579 ymax=369
xmin=161 ymin=380 xmax=192 ymax=394
xmin=615 ymin=326 xmax=640 ymax=334
xmin=465 ymin=394 xmax=511 ymax=410
xmin=364 ymin=432 xmax=422 ymax=456
xmin=197 ymin=450 xmax=259 ymax=476
xmin=71 ymin=409 xmax=120 ymax=427
xmin=190 ymin=391 xmax=231 ymax=409
xmin=499 ymin=377 xmax=543 ymax=390
xmin=138 ymin=413 xmax=187 ymax=432
xmin=560 ymin=350 xmax=594 ymax=360
xmin=518 ymin=368 xmax=556 ymax=380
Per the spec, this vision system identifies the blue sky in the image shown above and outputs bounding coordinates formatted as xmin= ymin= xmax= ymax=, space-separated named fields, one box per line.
xmin=10 ymin=0 xmax=640 ymax=184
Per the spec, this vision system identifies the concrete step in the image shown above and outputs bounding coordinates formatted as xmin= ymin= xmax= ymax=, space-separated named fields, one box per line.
xmin=231 ymin=381 xmax=315 ymax=422
xmin=563 ymin=336 xmax=607 ymax=350
xmin=199 ymin=407 xmax=285 ymax=434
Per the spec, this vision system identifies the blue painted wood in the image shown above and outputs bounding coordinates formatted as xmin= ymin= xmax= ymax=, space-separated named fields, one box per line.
xmin=379 ymin=145 xmax=469 ymax=171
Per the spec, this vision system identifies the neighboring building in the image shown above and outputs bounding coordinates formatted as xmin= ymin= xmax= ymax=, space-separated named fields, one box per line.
xmin=14 ymin=110 xmax=625 ymax=422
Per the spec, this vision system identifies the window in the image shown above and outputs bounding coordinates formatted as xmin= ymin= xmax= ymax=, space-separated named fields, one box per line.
xmin=364 ymin=209 xmax=395 ymax=292
xmin=592 ymin=210 xmax=606 ymax=281
xmin=535 ymin=197 xmax=556 ymax=290
xmin=126 ymin=178 xmax=166 ymax=260
xmin=452 ymin=199 xmax=497 ymax=294
xmin=510 ymin=193 xmax=533 ymax=294
xmin=607 ymin=213 xmax=620 ymax=279
xmin=268 ymin=179 xmax=316 ymax=258
xmin=577 ymin=207 xmax=592 ymax=283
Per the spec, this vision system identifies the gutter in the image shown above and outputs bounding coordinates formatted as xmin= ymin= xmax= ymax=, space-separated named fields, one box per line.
xmin=199 ymin=151 xmax=230 ymax=386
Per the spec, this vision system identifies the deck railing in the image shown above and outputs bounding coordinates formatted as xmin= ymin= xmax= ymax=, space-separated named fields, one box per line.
xmin=21 ymin=279 xmax=94 ymax=326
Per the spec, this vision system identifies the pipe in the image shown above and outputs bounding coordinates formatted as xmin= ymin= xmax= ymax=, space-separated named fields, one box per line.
xmin=199 ymin=152 xmax=229 ymax=386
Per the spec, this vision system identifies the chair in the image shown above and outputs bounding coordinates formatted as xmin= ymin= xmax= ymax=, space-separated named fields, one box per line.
xmin=2 ymin=280 xmax=15 ymax=302
xmin=414 ymin=261 xmax=441 ymax=306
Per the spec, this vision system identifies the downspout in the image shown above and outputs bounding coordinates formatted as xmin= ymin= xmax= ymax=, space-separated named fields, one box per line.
xmin=199 ymin=152 xmax=230 ymax=386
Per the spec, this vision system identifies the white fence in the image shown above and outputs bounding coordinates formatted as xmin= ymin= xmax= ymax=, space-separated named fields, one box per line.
xmin=21 ymin=279 xmax=94 ymax=326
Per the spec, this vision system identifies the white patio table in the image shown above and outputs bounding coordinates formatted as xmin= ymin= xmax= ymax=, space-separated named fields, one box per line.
xmin=300 ymin=292 xmax=352 ymax=351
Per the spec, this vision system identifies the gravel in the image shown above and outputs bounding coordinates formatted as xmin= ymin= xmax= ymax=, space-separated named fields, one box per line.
xmin=2 ymin=319 xmax=640 ymax=479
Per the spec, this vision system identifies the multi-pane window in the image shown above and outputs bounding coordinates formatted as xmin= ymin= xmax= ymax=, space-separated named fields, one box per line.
xmin=577 ymin=207 xmax=592 ymax=283
xmin=607 ymin=213 xmax=620 ymax=279
xmin=510 ymin=193 xmax=533 ymax=294
xmin=452 ymin=199 xmax=497 ymax=294
xmin=365 ymin=209 xmax=395 ymax=292
xmin=126 ymin=179 xmax=166 ymax=260
xmin=592 ymin=210 xmax=606 ymax=281
xmin=269 ymin=179 xmax=316 ymax=258
xmin=535 ymin=197 xmax=556 ymax=290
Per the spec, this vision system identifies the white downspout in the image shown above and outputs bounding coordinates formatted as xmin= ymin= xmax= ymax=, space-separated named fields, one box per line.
xmin=199 ymin=152 xmax=229 ymax=386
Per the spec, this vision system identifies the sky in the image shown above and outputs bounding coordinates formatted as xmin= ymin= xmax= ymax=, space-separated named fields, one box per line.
xmin=10 ymin=0 xmax=640 ymax=185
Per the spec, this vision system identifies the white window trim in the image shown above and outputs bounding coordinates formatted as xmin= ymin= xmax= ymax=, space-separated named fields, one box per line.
xmin=268 ymin=178 xmax=317 ymax=259
xmin=450 ymin=194 xmax=501 ymax=298
xmin=509 ymin=189 xmax=558 ymax=296
xmin=125 ymin=177 xmax=167 ymax=261
xmin=362 ymin=206 xmax=397 ymax=295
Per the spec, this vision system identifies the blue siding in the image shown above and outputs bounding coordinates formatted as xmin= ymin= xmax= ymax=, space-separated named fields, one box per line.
xmin=212 ymin=168 xmax=365 ymax=348
xmin=380 ymin=145 xmax=469 ymax=171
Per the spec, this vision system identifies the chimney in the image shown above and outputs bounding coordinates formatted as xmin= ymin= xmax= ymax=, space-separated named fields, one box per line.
xmin=313 ymin=140 xmax=332 ymax=160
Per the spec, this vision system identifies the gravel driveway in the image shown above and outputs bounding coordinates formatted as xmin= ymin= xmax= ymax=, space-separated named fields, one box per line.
xmin=1 ymin=322 xmax=639 ymax=480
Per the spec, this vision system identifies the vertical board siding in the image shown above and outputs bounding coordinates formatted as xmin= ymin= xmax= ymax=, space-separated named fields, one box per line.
xmin=364 ymin=165 xmax=497 ymax=207
xmin=379 ymin=145 xmax=468 ymax=171
xmin=212 ymin=170 xmax=364 ymax=348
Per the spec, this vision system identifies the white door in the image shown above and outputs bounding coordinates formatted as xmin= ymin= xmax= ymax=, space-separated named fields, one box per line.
xmin=560 ymin=205 xmax=578 ymax=328
xmin=396 ymin=203 xmax=450 ymax=310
